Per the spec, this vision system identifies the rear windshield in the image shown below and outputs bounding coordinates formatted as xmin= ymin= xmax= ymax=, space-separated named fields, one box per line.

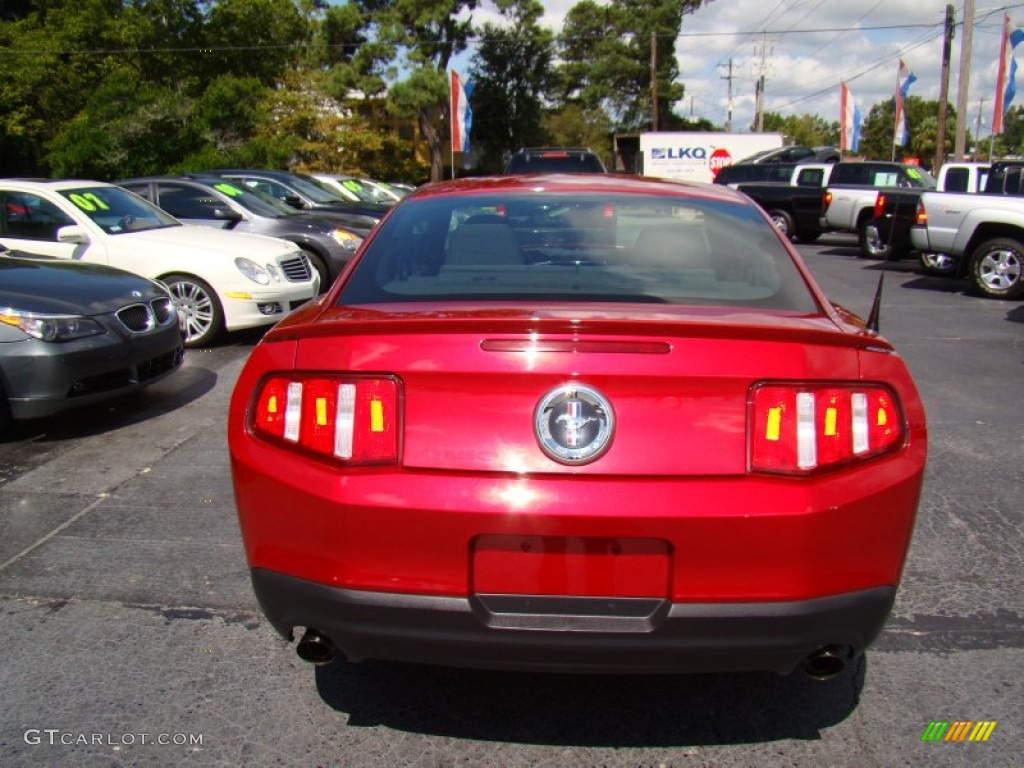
xmin=505 ymin=153 xmax=606 ymax=174
xmin=339 ymin=192 xmax=819 ymax=312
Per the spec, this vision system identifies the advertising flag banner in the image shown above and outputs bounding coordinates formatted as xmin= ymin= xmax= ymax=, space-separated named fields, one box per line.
xmin=840 ymin=82 xmax=862 ymax=152
xmin=450 ymin=70 xmax=473 ymax=153
xmin=894 ymin=60 xmax=917 ymax=146
xmin=993 ymin=15 xmax=1024 ymax=135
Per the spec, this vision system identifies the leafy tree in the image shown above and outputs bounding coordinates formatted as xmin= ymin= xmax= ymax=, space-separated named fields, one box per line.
xmin=989 ymin=105 xmax=1024 ymax=157
xmin=542 ymin=103 xmax=614 ymax=162
xmin=323 ymin=0 xmax=478 ymax=182
xmin=761 ymin=112 xmax=837 ymax=147
xmin=0 ymin=0 xmax=142 ymax=175
xmin=47 ymin=72 xmax=202 ymax=178
xmin=468 ymin=0 xmax=554 ymax=172
xmin=556 ymin=0 xmax=704 ymax=131
xmin=857 ymin=95 xmax=954 ymax=165
xmin=200 ymin=0 xmax=308 ymax=86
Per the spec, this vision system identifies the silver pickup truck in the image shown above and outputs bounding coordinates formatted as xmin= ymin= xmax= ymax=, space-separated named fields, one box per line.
xmin=910 ymin=165 xmax=1024 ymax=299
xmin=820 ymin=163 xmax=936 ymax=258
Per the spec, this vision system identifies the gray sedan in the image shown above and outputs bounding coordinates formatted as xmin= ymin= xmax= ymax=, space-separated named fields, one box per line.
xmin=0 ymin=248 xmax=184 ymax=428
xmin=117 ymin=176 xmax=364 ymax=290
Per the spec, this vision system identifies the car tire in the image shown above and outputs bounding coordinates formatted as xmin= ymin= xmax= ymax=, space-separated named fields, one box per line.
xmin=858 ymin=220 xmax=892 ymax=259
xmin=164 ymin=274 xmax=224 ymax=348
xmin=918 ymin=251 xmax=957 ymax=277
xmin=768 ymin=209 xmax=795 ymax=239
xmin=968 ymin=238 xmax=1024 ymax=300
xmin=303 ymin=249 xmax=330 ymax=293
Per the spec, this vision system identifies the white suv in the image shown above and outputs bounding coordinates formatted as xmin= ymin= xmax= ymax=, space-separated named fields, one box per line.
xmin=0 ymin=180 xmax=319 ymax=346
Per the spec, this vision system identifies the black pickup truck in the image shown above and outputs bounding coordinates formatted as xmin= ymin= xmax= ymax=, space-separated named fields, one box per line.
xmin=733 ymin=180 xmax=829 ymax=242
xmin=734 ymin=161 xmax=922 ymax=245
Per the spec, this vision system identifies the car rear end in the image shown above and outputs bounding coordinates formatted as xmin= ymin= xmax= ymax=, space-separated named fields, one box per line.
xmin=229 ymin=178 xmax=927 ymax=676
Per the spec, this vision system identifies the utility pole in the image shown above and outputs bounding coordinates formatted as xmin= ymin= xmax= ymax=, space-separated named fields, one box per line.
xmin=954 ymin=0 xmax=976 ymax=159
xmin=651 ymin=30 xmax=658 ymax=131
xmin=753 ymin=35 xmax=771 ymax=132
xmin=720 ymin=59 xmax=734 ymax=132
xmin=975 ymin=96 xmax=988 ymax=159
xmin=934 ymin=4 xmax=955 ymax=174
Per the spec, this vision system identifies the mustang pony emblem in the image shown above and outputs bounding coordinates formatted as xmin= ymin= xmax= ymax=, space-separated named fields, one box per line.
xmin=535 ymin=385 xmax=614 ymax=464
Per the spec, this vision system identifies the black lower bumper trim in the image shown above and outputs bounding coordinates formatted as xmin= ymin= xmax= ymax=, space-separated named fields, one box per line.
xmin=251 ymin=568 xmax=896 ymax=675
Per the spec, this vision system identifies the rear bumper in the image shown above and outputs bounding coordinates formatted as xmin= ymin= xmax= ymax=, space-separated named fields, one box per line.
xmin=253 ymin=568 xmax=895 ymax=674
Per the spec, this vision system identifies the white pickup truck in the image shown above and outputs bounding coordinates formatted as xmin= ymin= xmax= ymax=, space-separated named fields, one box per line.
xmin=909 ymin=162 xmax=1024 ymax=299
xmin=820 ymin=162 xmax=937 ymax=258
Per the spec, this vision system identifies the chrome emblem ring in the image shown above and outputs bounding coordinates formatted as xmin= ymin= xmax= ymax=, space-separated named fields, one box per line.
xmin=535 ymin=384 xmax=614 ymax=464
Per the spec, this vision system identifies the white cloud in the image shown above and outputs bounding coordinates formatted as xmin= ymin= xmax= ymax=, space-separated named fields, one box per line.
xmin=459 ymin=1 xmax=1017 ymax=143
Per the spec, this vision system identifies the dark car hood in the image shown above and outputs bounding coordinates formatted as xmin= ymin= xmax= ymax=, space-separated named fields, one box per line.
xmin=0 ymin=253 xmax=164 ymax=316
xmin=312 ymin=201 xmax=391 ymax=218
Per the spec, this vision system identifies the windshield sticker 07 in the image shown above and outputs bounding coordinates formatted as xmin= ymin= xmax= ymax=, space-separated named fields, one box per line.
xmin=68 ymin=192 xmax=110 ymax=212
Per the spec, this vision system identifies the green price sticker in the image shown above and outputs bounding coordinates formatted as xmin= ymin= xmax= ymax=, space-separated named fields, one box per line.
xmin=68 ymin=192 xmax=111 ymax=212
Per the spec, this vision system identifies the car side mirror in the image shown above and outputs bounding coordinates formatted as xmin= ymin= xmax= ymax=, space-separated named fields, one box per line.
xmin=213 ymin=208 xmax=243 ymax=223
xmin=56 ymin=225 xmax=90 ymax=245
xmin=281 ymin=195 xmax=305 ymax=209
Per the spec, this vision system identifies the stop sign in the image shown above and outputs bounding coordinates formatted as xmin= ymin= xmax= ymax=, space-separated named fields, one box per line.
xmin=709 ymin=148 xmax=732 ymax=179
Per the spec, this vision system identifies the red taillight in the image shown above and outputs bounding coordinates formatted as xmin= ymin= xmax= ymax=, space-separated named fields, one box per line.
xmin=874 ymin=193 xmax=886 ymax=220
xmin=750 ymin=383 xmax=904 ymax=474
xmin=251 ymin=375 xmax=400 ymax=464
xmin=822 ymin=191 xmax=833 ymax=212
xmin=602 ymin=203 xmax=616 ymax=218
xmin=915 ymin=202 xmax=927 ymax=226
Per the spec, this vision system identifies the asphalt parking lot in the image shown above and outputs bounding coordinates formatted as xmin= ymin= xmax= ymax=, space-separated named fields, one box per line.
xmin=1 ymin=234 xmax=1021 ymax=767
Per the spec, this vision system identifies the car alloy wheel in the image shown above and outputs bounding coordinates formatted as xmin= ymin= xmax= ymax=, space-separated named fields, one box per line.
xmin=768 ymin=210 xmax=794 ymax=239
xmin=919 ymin=252 xmax=957 ymax=276
xmin=971 ymin=238 xmax=1024 ymax=299
xmin=165 ymin=275 xmax=224 ymax=347
xmin=859 ymin=222 xmax=891 ymax=259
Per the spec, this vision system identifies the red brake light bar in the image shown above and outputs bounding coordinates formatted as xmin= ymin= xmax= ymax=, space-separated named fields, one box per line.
xmin=251 ymin=375 xmax=401 ymax=465
xmin=750 ymin=383 xmax=905 ymax=474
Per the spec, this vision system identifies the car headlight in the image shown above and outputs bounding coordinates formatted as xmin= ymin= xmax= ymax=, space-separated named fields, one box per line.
xmin=0 ymin=308 xmax=105 ymax=342
xmin=330 ymin=229 xmax=362 ymax=249
xmin=235 ymin=257 xmax=271 ymax=285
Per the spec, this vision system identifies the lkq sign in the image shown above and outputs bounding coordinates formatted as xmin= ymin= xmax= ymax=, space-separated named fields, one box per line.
xmin=640 ymin=132 xmax=784 ymax=184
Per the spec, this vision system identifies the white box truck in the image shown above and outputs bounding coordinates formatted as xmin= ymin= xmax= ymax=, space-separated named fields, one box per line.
xmin=639 ymin=132 xmax=786 ymax=184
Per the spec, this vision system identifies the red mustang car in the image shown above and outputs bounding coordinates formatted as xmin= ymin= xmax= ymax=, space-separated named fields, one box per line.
xmin=229 ymin=174 xmax=926 ymax=679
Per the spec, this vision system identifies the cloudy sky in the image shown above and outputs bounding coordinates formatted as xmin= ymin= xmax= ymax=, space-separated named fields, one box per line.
xmin=458 ymin=0 xmax=1023 ymax=139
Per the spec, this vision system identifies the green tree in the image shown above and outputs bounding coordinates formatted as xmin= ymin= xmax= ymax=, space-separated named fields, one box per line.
xmin=761 ymin=112 xmax=837 ymax=147
xmin=990 ymin=105 xmax=1024 ymax=157
xmin=542 ymin=103 xmax=614 ymax=163
xmin=468 ymin=0 xmax=554 ymax=172
xmin=324 ymin=0 xmax=478 ymax=182
xmin=857 ymin=95 xmax=954 ymax=164
xmin=47 ymin=73 xmax=202 ymax=178
xmin=556 ymin=0 xmax=704 ymax=131
xmin=200 ymin=0 xmax=308 ymax=85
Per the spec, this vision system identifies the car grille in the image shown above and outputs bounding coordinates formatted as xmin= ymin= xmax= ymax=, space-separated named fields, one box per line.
xmin=151 ymin=296 xmax=176 ymax=325
xmin=279 ymin=253 xmax=312 ymax=282
xmin=115 ymin=298 xmax=178 ymax=333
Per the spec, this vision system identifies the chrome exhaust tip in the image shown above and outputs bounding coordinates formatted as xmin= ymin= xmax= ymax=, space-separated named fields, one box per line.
xmin=296 ymin=628 xmax=335 ymax=665
xmin=803 ymin=645 xmax=849 ymax=681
